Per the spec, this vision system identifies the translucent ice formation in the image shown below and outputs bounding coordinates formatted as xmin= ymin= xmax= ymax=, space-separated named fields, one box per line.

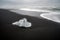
xmin=12 ymin=18 xmax=32 ymax=27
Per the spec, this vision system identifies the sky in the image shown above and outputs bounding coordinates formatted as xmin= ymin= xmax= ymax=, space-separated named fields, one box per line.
xmin=0 ymin=0 xmax=60 ymax=9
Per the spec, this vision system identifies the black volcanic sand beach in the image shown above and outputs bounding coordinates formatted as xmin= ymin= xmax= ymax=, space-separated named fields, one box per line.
xmin=0 ymin=9 xmax=60 ymax=40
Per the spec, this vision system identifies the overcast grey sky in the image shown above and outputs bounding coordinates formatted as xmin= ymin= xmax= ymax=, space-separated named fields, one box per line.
xmin=0 ymin=0 xmax=60 ymax=9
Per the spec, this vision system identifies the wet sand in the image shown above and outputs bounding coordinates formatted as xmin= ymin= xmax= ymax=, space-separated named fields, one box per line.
xmin=0 ymin=9 xmax=60 ymax=40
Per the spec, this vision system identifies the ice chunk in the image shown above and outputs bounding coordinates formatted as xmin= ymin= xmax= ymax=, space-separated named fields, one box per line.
xmin=12 ymin=18 xmax=32 ymax=27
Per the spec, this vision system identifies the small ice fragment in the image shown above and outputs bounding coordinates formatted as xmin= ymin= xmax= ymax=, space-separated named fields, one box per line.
xmin=12 ymin=18 xmax=32 ymax=27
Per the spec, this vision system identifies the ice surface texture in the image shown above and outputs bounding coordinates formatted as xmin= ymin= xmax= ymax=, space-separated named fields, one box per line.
xmin=12 ymin=18 xmax=32 ymax=27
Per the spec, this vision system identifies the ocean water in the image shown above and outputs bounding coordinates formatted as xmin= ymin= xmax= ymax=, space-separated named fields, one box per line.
xmin=0 ymin=0 xmax=60 ymax=12
xmin=0 ymin=0 xmax=60 ymax=9
xmin=0 ymin=0 xmax=60 ymax=23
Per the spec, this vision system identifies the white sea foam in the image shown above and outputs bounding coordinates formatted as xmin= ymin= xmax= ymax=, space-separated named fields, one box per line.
xmin=40 ymin=12 xmax=60 ymax=23
xmin=19 ymin=8 xmax=51 ymax=12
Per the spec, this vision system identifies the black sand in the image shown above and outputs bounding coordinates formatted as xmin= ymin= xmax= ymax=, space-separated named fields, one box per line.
xmin=0 ymin=9 xmax=60 ymax=40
